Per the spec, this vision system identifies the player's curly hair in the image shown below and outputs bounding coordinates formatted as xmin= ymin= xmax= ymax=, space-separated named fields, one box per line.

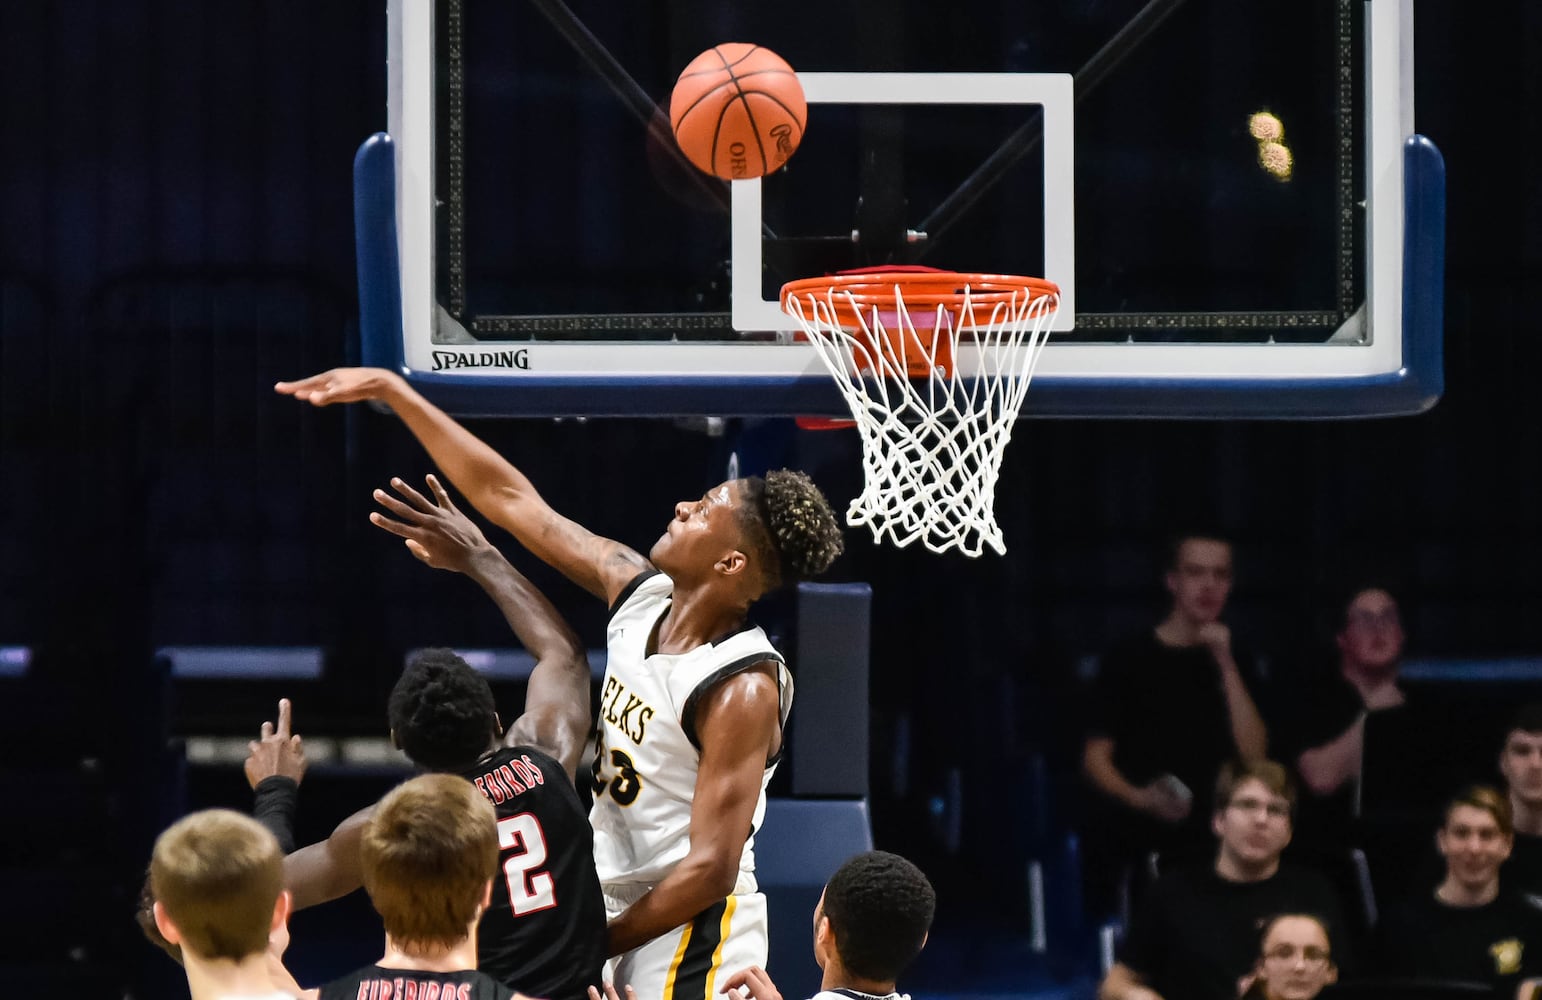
xmin=822 ymin=850 xmax=935 ymax=983
xmin=739 ymin=469 xmax=844 ymax=592
xmin=388 ymin=648 xmax=498 ymax=771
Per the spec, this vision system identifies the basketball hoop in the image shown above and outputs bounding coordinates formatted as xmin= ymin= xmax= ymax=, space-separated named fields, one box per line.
xmin=781 ymin=266 xmax=1060 ymax=557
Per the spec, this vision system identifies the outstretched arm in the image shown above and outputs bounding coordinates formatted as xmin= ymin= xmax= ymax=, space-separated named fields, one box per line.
xmin=284 ymin=805 xmax=373 ymax=911
xmin=372 ymin=474 xmax=594 ymax=779
xmin=603 ymin=666 xmax=781 ymax=957
xmin=276 ymin=367 xmax=651 ymax=603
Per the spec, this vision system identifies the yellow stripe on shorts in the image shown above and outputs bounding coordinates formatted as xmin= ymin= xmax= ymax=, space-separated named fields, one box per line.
xmin=703 ymin=895 xmax=738 ymax=1000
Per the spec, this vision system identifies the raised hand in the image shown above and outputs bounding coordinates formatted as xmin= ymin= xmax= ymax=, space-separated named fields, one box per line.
xmin=370 ymin=474 xmax=494 ymax=574
xmin=274 ymin=367 xmax=403 ymax=406
xmin=245 ymin=698 xmax=307 ymax=790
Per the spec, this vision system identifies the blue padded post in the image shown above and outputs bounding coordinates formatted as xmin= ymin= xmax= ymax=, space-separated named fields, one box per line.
xmin=790 ymin=582 xmax=871 ymax=797
xmin=353 ymin=133 xmax=405 ymax=371
xmin=756 ymin=798 xmax=874 ymax=999
xmin=1399 ymin=133 xmax=1446 ymax=406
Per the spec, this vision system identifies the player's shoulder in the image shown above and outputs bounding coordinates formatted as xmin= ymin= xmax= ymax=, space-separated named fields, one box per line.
xmin=609 ymin=568 xmax=669 ymax=615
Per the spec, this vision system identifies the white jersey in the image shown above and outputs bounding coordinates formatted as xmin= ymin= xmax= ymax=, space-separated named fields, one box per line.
xmin=589 ymin=571 xmax=792 ymax=890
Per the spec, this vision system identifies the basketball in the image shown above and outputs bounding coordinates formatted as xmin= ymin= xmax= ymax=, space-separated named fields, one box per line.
xmin=669 ymin=44 xmax=806 ymax=180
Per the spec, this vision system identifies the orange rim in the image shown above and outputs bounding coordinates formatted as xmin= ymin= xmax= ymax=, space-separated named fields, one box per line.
xmin=781 ymin=268 xmax=1058 ymax=379
xmin=780 ymin=268 xmax=1059 ymax=315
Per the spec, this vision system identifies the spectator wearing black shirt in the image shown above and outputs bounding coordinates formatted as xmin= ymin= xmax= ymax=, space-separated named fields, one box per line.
xmin=1082 ymin=533 xmax=1269 ymax=911
xmin=1097 ymin=760 xmax=1349 ymax=1000
xmin=1379 ymin=786 xmax=1542 ymax=997
xmin=1283 ymin=586 xmax=1407 ymax=854
xmin=1500 ymin=707 xmax=1542 ymax=901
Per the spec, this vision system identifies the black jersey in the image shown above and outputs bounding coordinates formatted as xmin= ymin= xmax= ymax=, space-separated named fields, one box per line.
xmin=319 ymin=964 xmax=515 ymax=1000
xmin=459 ymin=745 xmax=607 ymax=1000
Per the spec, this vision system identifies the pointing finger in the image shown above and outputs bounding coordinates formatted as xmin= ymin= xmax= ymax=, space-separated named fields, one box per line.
xmin=277 ymin=698 xmax=292 ymax=738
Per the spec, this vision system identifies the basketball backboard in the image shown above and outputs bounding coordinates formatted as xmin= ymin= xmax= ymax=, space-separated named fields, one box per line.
xmin=359 ymin=0 xmax=1444 ymax=418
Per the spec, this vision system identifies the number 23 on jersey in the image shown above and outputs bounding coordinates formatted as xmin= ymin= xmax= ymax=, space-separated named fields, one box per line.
xmin=591 ymin=745 xmax=643 ymax=806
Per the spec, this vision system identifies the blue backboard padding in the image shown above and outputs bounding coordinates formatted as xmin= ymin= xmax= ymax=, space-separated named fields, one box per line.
xmin=354 ymin=133 xmax=403 ymax=371
xmin=755 ymin=797 xmax=874 ymax=887
xmin=357 ymin=133 xmax=1445 ymax=419
xmin=159 ymin=646 xmax=324 ymax=680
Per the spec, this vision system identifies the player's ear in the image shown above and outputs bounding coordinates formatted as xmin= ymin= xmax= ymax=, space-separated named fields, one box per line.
xmin=152 ymin=901 xmax=183 ymax=946
xmin=272 ymin=890 xmax=292 ymax=932
xmin=389 ymin=728 xmax=401 ymax=750
xmin=716 ymin=550 xmax=748 ymax=577
xmin=493 ymin=712 xmax=504 ymax=738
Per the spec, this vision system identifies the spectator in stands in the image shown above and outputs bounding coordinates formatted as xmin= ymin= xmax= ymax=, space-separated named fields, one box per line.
xmin=1283 ymin=585 xmax=1407 ymax=854
xmin=1500 ymin=705 xmax=1542 ymax=899
xmin=1082 ymin=531 xmax=1269 ymax=911
xmin=1239 ymin=913 xmax=1339 ymax=1000
xmin=1097 ymin=759 xmax=1349 ymax=1000
xmin=148 ymin=809 xmax=296 ymax=1000
xmin=1378 ymin=786 xmax=1542 ymax=995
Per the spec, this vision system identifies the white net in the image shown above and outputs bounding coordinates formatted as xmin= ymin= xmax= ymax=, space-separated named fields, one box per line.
xmin=782 ymin=275 xmax=1059 ymax=557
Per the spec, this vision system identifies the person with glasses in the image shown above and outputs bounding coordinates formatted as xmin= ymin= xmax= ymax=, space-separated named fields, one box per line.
xmin=1290 ymin=585 xmax=1407 ymax=799
xmin=1240 ymin=914 xmax=1338 ymax=1000
xmin=1097 ymin=760 xmax=1349 ymax=1000
xmin=1378 ymin=786 xmax=1542 ymax=996
xmin=1270 ymin=584 xmax=1409 ymax=860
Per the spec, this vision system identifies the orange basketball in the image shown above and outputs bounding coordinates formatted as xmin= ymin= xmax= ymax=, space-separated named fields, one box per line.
xmin=669 ymin=44 xmax=806 ymax=180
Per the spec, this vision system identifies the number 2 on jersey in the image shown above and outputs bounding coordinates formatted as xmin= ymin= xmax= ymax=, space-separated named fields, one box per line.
xmin=497 ymin=812 xmax=557 ymax=916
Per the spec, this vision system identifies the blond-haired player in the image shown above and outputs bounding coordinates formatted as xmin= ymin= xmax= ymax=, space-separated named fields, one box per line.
xmin=149 ymin=809 xmax=296 ymax=1000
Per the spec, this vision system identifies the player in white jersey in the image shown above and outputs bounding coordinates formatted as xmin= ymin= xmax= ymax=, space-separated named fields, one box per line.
xmin=277 ymin=368 xmax=844 ymax=1000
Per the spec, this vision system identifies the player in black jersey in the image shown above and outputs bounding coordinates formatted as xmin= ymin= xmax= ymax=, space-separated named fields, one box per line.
xmin=283 ymin=476 xmax=607 ymax=1000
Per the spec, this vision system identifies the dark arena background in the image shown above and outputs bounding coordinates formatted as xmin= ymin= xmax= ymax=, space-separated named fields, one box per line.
xmin=1 ymin=2 xmax=1540 ymax=998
